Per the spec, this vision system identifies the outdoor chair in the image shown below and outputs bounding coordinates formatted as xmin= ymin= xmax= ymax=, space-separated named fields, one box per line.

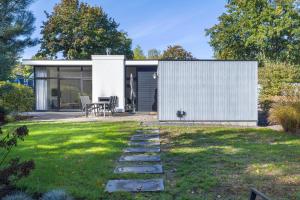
xmin=80 ymin=96 xmax=96 ymax=117
xmin=108 ymin=96 xmax=118 ymax=115
xmin=249 ymin=188 xmax=271 ymax=200
xmin=98 ymin=96 xmax=118 ymax=116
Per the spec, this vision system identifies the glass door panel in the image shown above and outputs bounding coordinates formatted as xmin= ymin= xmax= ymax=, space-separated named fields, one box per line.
xmin=47 ymin=79 xmax=59 ymax=110
xmin=82 ymin=80 xmax=92 ymax=100
xmin=59 ymin=79 xmax=81 ymax=110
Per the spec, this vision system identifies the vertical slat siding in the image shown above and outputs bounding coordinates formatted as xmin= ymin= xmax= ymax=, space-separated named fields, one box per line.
xmin=158 ymin=61 xmax=258 ymax=121
xmin=137 ymin=71 xmax=157 ymax=111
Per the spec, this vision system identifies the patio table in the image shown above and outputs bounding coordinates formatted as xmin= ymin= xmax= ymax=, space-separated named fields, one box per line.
xmin=93 ymin=102 xmax=109 ymax=117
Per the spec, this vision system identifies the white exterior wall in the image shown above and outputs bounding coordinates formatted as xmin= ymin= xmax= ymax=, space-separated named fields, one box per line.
xmin=92 ymin=55 xmax=125 ymax=111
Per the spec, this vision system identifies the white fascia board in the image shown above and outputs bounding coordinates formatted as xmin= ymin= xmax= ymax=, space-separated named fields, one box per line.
xmin=125 ymin=60 xmax=158 ymax=66
xmin=22 ymin=60 xmax=92 ymax=66
xmin=91 ymin=55 xmax=125 ymax=60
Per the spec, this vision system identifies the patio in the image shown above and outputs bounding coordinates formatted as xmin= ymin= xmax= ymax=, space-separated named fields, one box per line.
xmin=22 ymin=112 xmax=158 ymax=122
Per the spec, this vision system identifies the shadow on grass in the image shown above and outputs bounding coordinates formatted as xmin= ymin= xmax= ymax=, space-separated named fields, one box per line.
xmin=1 ymin=121 xmax=142 ymax=200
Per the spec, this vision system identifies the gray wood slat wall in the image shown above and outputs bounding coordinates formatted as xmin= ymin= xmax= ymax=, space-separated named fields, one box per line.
xmin=158 ymin=61 xmax=258 ymax=121
xmin=137 ymin=71 xmax=157 ymax=112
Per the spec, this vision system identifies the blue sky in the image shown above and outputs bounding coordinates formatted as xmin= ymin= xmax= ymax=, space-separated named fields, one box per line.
xmin=23 ymin=0 xmax=227 ymax=59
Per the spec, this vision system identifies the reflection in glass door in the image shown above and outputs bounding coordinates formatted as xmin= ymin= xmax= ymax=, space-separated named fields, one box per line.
xmin=47 ymin=79 xmax=59 ymax=110
xmin=59 ymin=79 xmax=81 ymax=110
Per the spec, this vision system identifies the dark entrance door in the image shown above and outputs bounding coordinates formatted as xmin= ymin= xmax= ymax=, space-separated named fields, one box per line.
xmin=137 ymin=69 xmax=157 ymax=112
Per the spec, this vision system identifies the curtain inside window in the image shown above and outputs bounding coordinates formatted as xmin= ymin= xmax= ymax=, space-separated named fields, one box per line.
xmin=35 ymin=67 xmax=48 ymax=110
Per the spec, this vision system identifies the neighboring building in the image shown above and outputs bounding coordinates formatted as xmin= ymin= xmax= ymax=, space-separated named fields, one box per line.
xmin=11 ymin=73 xmax=34 ymax=87
xmin=22 ymin=55 xmax=258 ymax=125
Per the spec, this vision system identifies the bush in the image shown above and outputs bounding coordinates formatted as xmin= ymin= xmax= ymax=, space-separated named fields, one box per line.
xmin=0 ymin=106 xmax=8 ymax=123
xmin=0 ymin=82 xmax=34 ymax=114
xmin=41 ymin=189 xmax=73 ymax=200
xmin=2 ymin=192 xmax=32 ymax=200
xmin=258 ymin=62 xmax=300 ymax=99
xmin=269 ymin=102 xmax=300 ymax=134
xmin=0 ymin=126 xmax=35 ymax=189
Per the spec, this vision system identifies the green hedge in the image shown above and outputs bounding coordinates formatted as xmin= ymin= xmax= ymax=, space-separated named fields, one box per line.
xmin=0 ymin=81 xmax=34 ymax=114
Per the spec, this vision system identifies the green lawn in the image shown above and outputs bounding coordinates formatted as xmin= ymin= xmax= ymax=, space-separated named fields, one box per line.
xmin=2 ymin=122 xmax=300 ymax=200
xmin=159 ymin=127 xmax=300 ymax=200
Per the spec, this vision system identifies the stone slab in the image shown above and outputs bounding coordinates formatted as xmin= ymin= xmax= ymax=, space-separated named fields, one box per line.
xmin=133 ymin=133 xmax=159 ymax=137
xmin=129 ymin=141 xmax=160 ymax=146
xmin=124 ymin=147 xmax=160 ymax=153
xmin=136 ymin=129 xmax=160 ymax=134
xmin=119 ymin=154 xmax=161 ymax=162
xmin=105 ymin=179 xmax=164 ymax=192
xmin=114 ymin=164 xmax=163 ymax=174
xmin=131 ymin=135 xmax=160 ymax=141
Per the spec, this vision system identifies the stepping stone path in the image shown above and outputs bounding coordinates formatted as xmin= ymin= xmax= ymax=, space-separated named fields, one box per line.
xmin=105 ymin=129 xmax=164 ymax=193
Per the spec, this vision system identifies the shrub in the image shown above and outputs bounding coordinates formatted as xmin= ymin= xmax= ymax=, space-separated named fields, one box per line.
xmin=0 ymin=106 xmax=8 ymax=123
xmin=0 ymin=82 xmax=34 ymax=114
xmin=2 ymin=192 xmax=33 ymax=200
xmin=41 ymin=189 xmax=73 ymax=200
xmin=269 ymin=102 xmax=300 ymax=134
xmin=0 ymin=126 xmax=35 ymax=188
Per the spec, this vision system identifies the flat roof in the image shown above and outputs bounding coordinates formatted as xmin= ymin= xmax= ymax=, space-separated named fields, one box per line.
xmin=125 ymin=60 xmax=158 ymax=66
xmin=22 ymin=59 xmax=257 ymax=66
xmin=22 ymin=59 xmax=160 ymax=66
xmin=22 ymin=59 xmax=92 ymax=66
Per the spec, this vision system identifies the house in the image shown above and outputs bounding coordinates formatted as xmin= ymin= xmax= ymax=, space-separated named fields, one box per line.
xmin=22 ymin=55 xmax=258 ymax=125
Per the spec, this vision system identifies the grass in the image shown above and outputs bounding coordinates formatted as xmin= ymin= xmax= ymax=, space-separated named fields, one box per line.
xmin=158 ymin=126 xmax=300 ymax=200
xmin=1 ymin=121 xmax=139 ymax=199
xmin=2 ymin=122 xmax=300 ymax=199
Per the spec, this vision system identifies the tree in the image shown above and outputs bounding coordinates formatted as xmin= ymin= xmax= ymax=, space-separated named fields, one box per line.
xmin=206 ymin=0 xmax=300 ymax=65
xmin=0 ymin=0 xmax=37 ymax=81
xmin=147 ymin=49 xmax=161 ymax=59
xmin=258 ymin=62 xmax=300 ymax=99
xmin=10 ymin=55 xmax=42 ymax=80
xmin=161 ymin=45 xmax=194 ymax=60
xmin=10 ymin=65 xmax=33 ymax=80
xmin=133 ymin=45 xmax=146 ymax=60
xmin=38 ymin=0 xmax=133 ymax=59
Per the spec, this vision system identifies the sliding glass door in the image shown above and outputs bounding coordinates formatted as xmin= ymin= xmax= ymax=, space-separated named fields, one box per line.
xmin=35 ymin=66 xmax=92 ymax=111
xmin=59 ymin=79 xmax=81 ymax=110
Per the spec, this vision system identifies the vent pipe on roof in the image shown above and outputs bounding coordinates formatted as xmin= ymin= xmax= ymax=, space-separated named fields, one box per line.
xmin=106 ymin=48 xmax=112 ymax=55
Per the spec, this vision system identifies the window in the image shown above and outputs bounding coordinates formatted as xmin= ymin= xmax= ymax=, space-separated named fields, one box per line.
xmin=35 ymin=67 xmax=58 ymax=78
xmin=59 ymin=67 xmax=81 ymax=78
xmin=34 ymin=66 xmax=92 ymax=110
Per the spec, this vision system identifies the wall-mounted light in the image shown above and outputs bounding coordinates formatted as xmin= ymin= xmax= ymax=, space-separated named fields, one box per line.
xmin=176 ymin=109 xmax=186 ymax=119
xmin=153 ymin=72 xmax=158 ymax=79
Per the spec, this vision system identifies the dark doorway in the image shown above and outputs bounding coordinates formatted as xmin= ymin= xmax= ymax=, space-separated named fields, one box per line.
xmin=137 ymin=67 xmax=157 ymax=112
xmin=125 ymin=66 xmax=157 ymax=112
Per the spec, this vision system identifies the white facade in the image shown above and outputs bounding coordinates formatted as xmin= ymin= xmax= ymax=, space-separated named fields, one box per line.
xmin=92 ymin=55 xmax=125 ymax=111
xmin=22 ymin=55 xmax=258 ymax=125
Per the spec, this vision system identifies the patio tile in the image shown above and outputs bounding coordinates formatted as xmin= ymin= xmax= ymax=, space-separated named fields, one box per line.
xmin=105 ymin=179 xmax=164 ymax=192
xmin=119 ymin=154 xmax=161 ymax=162
xmin=129 ymin=141 xmax=160 ymax=146
xmin=114 ymin=164 xmax=163 ymax=174
xmin=124 ymin=147 xmax=160 ymax=153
